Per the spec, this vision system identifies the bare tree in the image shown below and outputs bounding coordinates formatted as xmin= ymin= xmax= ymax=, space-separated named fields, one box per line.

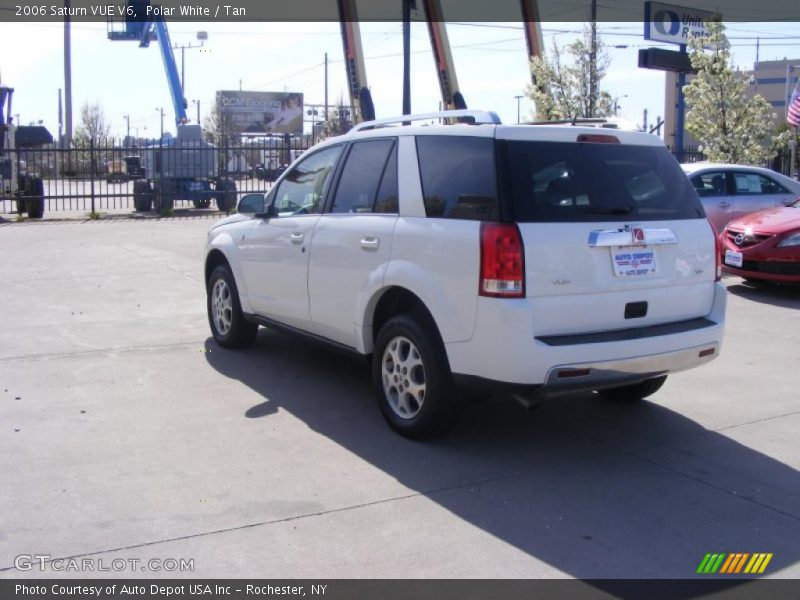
xmin=74 ymin=101 xmax=110 ymax=143
xmin=202 ymin=98 xmax=237 ymax=145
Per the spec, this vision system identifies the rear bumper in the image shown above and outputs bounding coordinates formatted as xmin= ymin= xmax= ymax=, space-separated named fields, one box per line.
xmin=446 ymin=281 xmax=726 ymax=388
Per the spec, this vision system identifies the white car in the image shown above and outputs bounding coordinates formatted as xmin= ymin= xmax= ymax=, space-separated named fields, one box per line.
xmin=205 ymin=110 xmax=726 ymax=438
xmin=681 ymin=162 xmax=800 ymax=232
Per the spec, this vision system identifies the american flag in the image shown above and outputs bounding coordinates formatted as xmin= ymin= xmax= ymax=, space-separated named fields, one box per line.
xmin=788 ymin=80 xmax=800 ymax=127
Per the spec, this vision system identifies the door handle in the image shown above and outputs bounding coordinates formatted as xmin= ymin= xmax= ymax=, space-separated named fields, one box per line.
xmin=289 ymin=232 xmax=305 ymax=244
xmin=360 ymin=237 xmax=380 ymax=250
xmin=781 ymin=198 xmax=794 ymax=206
xmin=718 ymin=201 xmax=731 ymax=208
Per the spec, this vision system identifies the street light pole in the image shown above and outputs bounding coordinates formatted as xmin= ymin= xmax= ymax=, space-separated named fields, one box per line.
xmin=514 ymin=95 xmax=523 ymax=123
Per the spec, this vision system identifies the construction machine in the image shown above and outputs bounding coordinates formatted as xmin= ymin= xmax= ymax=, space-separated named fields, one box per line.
xmin=108 ymin=0 xmax=235 ymax=212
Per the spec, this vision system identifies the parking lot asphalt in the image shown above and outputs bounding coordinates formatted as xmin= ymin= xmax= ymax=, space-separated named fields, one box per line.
xmin=1 ymin=216 xmax=799 ymax=581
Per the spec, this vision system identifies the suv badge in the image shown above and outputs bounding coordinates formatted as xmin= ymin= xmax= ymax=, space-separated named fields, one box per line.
xmin=624 ymin=224 xmax=646 ymax=244
xmin=734 ymin=233 xmax=745 ymax=246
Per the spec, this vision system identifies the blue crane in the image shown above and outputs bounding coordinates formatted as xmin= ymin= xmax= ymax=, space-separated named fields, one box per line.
xmin=107 ymin=0 xmax=188 ymax=126
xmin=106 ymin=1 xmax=235 ymax=215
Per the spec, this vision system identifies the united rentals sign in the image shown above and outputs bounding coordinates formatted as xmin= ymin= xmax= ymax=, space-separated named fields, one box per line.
xmin=644 ymin=2 xmax=715 ymax=46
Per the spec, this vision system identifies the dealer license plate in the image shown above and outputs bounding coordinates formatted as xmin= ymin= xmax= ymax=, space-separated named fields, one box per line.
xmin=724 ymin=249 xmax=743 ymax=268
xmin=612 ymin=246 xmax=657 ymax=277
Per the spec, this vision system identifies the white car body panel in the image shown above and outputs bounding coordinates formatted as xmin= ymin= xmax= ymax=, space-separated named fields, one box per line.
xmin=308 ymin=214 xmax=398 ymax=348
xmin=238 ymin=214 xmax=319 ymax=330
xmin=207 ymin=116 xmax=726 ymax=395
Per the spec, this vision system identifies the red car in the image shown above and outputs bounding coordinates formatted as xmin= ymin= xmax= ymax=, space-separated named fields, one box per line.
xmin=720 ymin=198 xmax=800 ymax=283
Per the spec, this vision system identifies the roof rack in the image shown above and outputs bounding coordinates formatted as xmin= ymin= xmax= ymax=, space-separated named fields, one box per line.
xmin=525 ymin=118 xmax=611 ymax=126
xmin=351 ymin=110 xmax=502 ymax=133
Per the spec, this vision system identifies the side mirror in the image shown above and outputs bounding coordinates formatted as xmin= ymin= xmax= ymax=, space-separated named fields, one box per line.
xmin=254 ymin=204 xmax=278 ymax=220
xmin=238 ymin=193 xmax=266 ymax=215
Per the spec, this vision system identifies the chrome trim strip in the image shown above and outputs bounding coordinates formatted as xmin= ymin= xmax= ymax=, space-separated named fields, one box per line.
xmin=588 ymin=228 xmax=679 ymax=247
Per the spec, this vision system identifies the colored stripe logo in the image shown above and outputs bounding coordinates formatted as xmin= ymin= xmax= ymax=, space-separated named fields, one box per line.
xmin=697 ymin=553 xmax=773 ymax=574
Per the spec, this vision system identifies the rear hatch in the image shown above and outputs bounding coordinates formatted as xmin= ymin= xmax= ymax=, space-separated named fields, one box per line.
xmin=497 ymin=128 xmax=714 ymax=336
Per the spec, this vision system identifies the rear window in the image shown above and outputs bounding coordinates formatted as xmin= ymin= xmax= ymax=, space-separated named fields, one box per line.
xmin=502 ymin=140 xmax=705 ymax=222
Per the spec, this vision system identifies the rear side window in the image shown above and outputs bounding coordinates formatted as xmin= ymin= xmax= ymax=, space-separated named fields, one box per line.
xmin=332 ymin=139 xmax=396 ymax=214
xmin=733 ymin=172 xmax=788 ymax=195
xmin=503 ymin=140 xmax=705 ymax=222
xmin=416 ymin=136 xmax=498 ymax=220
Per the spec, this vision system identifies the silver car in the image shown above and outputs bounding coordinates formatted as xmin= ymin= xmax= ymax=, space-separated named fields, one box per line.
xmin=681 ymin=162 xmax=800 ymax=232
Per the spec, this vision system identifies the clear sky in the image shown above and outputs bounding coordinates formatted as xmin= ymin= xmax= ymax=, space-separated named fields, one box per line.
xmin=1 ymin=19 xmax=798 ymax=140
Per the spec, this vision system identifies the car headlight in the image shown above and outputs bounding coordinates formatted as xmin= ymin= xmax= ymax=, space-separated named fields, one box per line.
xmin=777 ymin=232 xmax=800 ymax=248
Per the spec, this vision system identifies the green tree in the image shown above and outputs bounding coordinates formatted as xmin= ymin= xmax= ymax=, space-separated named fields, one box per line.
xmin=525 ymin=26 xmax=614 ymax=121
xmin=684 ymin=20 xmax=790 ymax=164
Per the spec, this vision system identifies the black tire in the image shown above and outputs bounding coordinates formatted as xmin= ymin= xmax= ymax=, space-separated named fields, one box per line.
xmin=26 ymin=177 xmax=45 ymax=218
xmin=16 ymin=174 xmax=30 ymax=215
xmin=133 ymin=180 xmax=152 ymax=212
xmin=153 ymin=179 xmax=175 ymax=213
xmin=597 ymin=375 xmax=667 ymax=402
xmin=216 ymin=178 xmax=237 ymax=212
xmin=193 ymin=199 xmax=212 ymax=209
xmin=372 ymin=313 xmax=460 ymax=439
xmin=207 ymin=264 xmax=258 ymax=348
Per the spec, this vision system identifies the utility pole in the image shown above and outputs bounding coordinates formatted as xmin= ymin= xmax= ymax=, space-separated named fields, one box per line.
xmin=156 ymin=107 xmax=164 ymax=140
xmin=642 ymin=108 xmax=648 ymax=133
xmin=324 ymin=52 xmax=329 ymax=121
xmin=402 ymin=0 xmax=411 ymax=117
xmin=589 ymin=0 xmax=597 ymax=118
xmin=124 ymin=114 xmax=130 ymax=142
xmin=173 ymin=31 xmax=207 ymax=96
xmin=63 ymin=0 xmax=73 ymax=148
xmin=193 ymin=99 xmax=200 ymax=124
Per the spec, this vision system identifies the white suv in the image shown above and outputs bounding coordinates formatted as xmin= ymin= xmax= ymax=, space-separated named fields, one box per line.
xmin=205 ymin=110 xmax=726 ymax=438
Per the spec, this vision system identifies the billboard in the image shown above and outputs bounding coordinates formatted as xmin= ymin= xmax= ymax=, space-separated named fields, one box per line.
xmin=644 ymin=2 xmax=715 ymax=46
xmin=217 ymin=90 xmax=304 ymax=135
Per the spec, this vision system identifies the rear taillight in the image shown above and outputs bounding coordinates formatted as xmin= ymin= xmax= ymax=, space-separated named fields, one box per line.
xmin=709 ymin=220 xmax=722 ymax=282
xmin=479 ymin=222 xmax=525 ymax=298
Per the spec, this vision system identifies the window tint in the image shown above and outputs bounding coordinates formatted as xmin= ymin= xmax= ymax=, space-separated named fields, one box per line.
xmin=272 ymin=145 xmax=342 ymax=216
xmin=416 ymin=136 xmax=498 ymax=220
xmin=504 ymin=141 xmax=704 ymax=222
xmin=375 ymin=144 xmax=398 ymax=213
xmin=691 ymin=172 xmax=728 ymax=197
xmin=332 ymin=139 xmax=395 ymax=214
xmin=733 ymin=172 xmax=788 ymax=195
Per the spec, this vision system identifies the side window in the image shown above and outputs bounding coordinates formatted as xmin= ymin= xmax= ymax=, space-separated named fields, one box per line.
xmin=375 ymin=144 xmax=398 ymax=213
xmin=416 ymin=136 xmax=498 ymax=220
xmin=733 ymin=172 xmax=788 ymax=195
xmin=272 ymin=145 xmax=343 ymax=215
xmin=331 ymin=139 xmax=395 ymax=214
xmin=691 ymin=172 xmax=728 ymax=197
